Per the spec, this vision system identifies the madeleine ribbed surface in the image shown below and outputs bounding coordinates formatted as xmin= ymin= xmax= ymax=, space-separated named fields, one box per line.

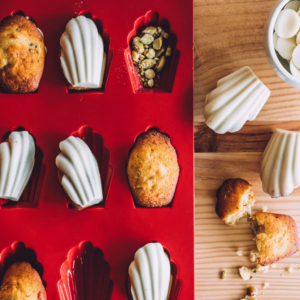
xmin=128 ymin=243 xmax=171 ymax=300
xmin=204 ymin=66 xmax=270 ymax=134
xmin=60 ymin=15 xmax=106 ymax=89
xmin=56 ymin=136 xmax=103 ymax=208
xmin=260 ymin=129 xmax=300 ymax=198
xmin=0 ymin=131 xmax=35 ymax=201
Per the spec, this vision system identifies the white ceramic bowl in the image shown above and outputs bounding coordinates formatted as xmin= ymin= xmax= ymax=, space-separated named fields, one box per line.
xmin=264 ymin=0 xmax=300 ymax=89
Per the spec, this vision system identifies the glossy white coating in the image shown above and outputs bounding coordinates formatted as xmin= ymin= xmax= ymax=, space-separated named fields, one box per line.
xmin=56 ymin=136 xmax=103 ymax=208
xmin=290 ymin=59 xmax=300 ymax=77
xmin=261 ymin=129 xmax=300 ymax=197
xmin=60 ymin=15 xmax=105 ymax=89
xmin=129 ymin=243 xmax=172 ymax=300
xmin=277 ymin=36 xmax=297 ymax=60
xmin=275 ymin=9 xmax=300 ymax=38
xmin=204 ymin=67 xmax=271 ymax=134
xmin=0 ymin=131 xmax=35 ymax=201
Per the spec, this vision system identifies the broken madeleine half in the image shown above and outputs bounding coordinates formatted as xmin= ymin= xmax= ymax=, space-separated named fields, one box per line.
xmin=215 ymin=178 xmax=256 ymax=226
xmin=250 ymin=212 xmax=299 ymax=266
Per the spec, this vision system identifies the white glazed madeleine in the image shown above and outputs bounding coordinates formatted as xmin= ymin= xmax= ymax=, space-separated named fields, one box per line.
xmin=0 ymin=131 xmax=35 ymax=201
xmin=261 ymin=129 xmax=300 ymax=197
xmin=56 ymin=136 xmax=103 ymax=209
xmin=128 ymin=242 xmax=172 ymax=300
xmin=60 ymin=15 xmax=106 ymax=89
xmin=204 ymin=67 xmax=270 ymax=134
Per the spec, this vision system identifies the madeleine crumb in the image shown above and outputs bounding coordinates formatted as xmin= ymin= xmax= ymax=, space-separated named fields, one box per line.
xmin=263 ymin=282 xmax=269 ymax=289
xmin=262 ymin=206 xmax=267 ymax=212
xmin=270 ymin=263 xmax=276 ymax=268
xmin=236 ymin=250 xmax=243 ymax=256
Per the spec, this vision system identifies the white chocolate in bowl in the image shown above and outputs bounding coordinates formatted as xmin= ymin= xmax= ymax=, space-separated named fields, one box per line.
xmin=292 ymin=44 xmax=300 ymax=68
xmin=276 ymin=36 xmax=297 ymax=60
xmin=60 ymin=15 xmax=105 ymax=89
xmin=275 ymin=9 xmax=300 ymax=39
xmin=290 ymin=59 xmax=300 ymax=78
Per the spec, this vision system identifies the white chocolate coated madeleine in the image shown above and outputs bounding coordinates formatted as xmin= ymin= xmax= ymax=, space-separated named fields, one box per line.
xmin=56 ymin=136 xmax=103 ymax=208
xmin=261 ymin=129 xmax=300 ymax=198
xmin=128 ymin=242 xmax=172 ymax=300
xmin=204 ymin=67 xmax=270 ymax=134
xmin=0 ymin=131 xmax=35 ymax=201
xmin=60 ymin=16 xmax=106 ymax=89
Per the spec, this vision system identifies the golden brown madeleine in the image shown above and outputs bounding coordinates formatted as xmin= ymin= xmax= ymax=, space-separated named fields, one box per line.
xmin=0 ymin=262 xmax=46 ymax=300
xmin=250 ymin=212 xmax=299 ymax=266
xmin=0 ymin=15 xmax=45 ymax=93
xmin=215 ymin=178 xmax=256 ymax=225
xmin=127 ymin=130 xmax=179 ymax=207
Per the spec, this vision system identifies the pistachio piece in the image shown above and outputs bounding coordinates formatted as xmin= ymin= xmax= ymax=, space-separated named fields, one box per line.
xmin=140 ymin=59 xmax=156 ymax=69
xmin=144 ymin=81 xmax=148 ymax=87
xmin=148 ymin=79 xmax=154 ymax=87
xmin=144 ymin=49 xmax=149 ymax=55
xmin=140 ymin=34 xmax=154 ymax=45
xmin=153 ymin=36 xmax=163 ymax=50
xmin=142 ymin=26 xmax=157 ymax=35
xmin=155 ymin=56 xmax=166 ymax=73
xmin=145 ymin=69 xmax=155 ymax=79
xmin=133 ymin=37 xmax=144 ymax=54
xmin=166 ymin=45 xmax=172 ymax=56
xmin=161 ymin=30 xmax=169 ymax=39
xmin=221 ymin=271 xmax=226 ymax=280
xmin=155 ymin=46 xmax=166 ymax=57
xmin=157 ymin=26 xmax=162 ymax=33
xmin=132 ymin=50 xmax=139 ymax=62
xmin=146 ymin=48 xmax=156 ymax=59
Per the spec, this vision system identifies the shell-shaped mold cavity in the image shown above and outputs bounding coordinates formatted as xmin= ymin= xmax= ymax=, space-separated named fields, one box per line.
xmin=125 ymin=11 xmax=179 ymax=93
xmin=204 ymin=66 xmax=271 ymax=134
xmin=0 ymin=241 xmax=45 ymax=287
xmin=0 ymin=131 xmax=35 ymax=201
xmin=261 ymin=129 xmax=300 ymax=198
xmin=60 ymin=15 xmax=106 ymax=89
xmin=128 ymin=242 xmax=173 ymax=300
xmin=56 ymin=135 xmax=103 ymax=209
xmin=58 ymin=241 xmax=113 ymax=300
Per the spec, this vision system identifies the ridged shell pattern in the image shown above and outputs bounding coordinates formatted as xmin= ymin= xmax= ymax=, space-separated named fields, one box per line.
xmin=261 ymin=129 xmax=300 ymax=198
xmin=60 ymin=16 xmax=106 ymax=89
xmin=129 ymin=243 xmax=171 ymax=300
xmin=204 ymin=66 xmax=271 ymax=134
xmin=0 ymin=131 xmax=35 ymax=201
xmin=56 ymin=136 xmax=103 ymax=208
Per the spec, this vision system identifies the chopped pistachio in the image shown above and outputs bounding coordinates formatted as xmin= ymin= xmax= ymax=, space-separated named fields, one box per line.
xmin=148 ymin=79 xmax=154 ymax=87
xmin=132 ymin=37 xmax=144 ymax=53
xmin=146 ymin=48 xmax=156 ymax=59
xmin=155 ymin=46 xmax=166 ymax=57
xmin=221 ymin=270 xmax=226 ymax=280
xmin=145 ymin=69 xmax=155 ymax=79
xmin=132 ymin=50 xmax=139 ymax=62
xmin=161 ymin=30 xmax=169 ymax=39
xmin=165 ymin=45 xmax=172 ymax=56
xmin=155 ymin=56 xmax=166 ymax=73
xmin=142 ymin=26 xmax=157 ymax=35
xmin=153 ymin=36 xmax=163 ymax=50
xmin=140 ymin=33 xmax=154 ymax=45
xmin=140 ymin=59 xmax=156 ymax=69
xmin=157 ymin=26 xmax=162 ymax=33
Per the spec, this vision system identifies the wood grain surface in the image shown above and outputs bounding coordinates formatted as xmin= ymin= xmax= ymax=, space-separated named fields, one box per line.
xmin=194 ymin=0 xmax=300 ymax=298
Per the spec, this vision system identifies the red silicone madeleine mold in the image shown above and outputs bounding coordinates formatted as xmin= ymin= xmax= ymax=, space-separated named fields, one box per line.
xmin=126 ymin=127 xmax=180 ymax=208
xmin=60 ymin=11 xmax=113 ymax=94
xmin=58 ymin=125 xmax=113 ymax=209
xmin=58 ymin=241 xmax=113 ymax=300
xmin=0 ymin=126 xmax=46 ymax=209
xmin=0 ymin=241 xmax=46 ymax=288
xmin=124 ymin=10 xmax=180 ymax=94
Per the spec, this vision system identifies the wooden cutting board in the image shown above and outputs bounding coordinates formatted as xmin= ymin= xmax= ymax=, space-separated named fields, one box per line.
xmin=194 ymin=0 xmax=300 ymax=299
